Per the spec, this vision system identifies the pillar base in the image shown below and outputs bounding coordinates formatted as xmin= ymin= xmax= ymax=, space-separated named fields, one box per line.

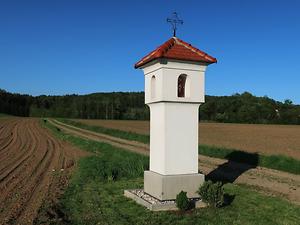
xmin=144 ymin=171 xmax=205 ymax=201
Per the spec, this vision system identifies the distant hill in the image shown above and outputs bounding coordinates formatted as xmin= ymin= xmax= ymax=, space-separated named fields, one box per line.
xmin=1 ymin=89 xmax=299 ymax=124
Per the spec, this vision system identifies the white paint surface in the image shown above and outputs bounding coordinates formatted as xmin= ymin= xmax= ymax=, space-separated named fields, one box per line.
xmin=143 ymin=60 xmax=207 ymax=104
xmin=149 ymin=102 xmax=200 ymax=175
xmin=141 ymin=59 xmax=207 ymax=176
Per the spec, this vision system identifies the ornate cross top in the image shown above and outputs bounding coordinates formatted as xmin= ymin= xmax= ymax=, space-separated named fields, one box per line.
xmin=167 ymin=12 xmax=184 ymax=37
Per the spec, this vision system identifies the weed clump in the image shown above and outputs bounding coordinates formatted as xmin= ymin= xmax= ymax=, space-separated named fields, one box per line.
xmin=198 ymin=180 xmax=224 ymax=207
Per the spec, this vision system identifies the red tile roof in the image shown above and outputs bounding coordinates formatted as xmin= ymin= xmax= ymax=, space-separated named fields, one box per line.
xmin=134 ymin=37 xmax=217 ymax=68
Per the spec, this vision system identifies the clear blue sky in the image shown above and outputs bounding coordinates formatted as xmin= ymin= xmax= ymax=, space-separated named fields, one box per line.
xmin=1 ymin=0 xmax=299 ymax=103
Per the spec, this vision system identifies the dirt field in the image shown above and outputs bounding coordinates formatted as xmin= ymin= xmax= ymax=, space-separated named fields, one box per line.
xmin=74 ymin=119 xmax=300 ymax=160
xmin=0 ymin=118 xmax=87 ymax=225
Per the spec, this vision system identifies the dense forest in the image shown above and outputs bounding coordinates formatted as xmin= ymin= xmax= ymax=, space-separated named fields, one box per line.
xmin=1 ymin=89 xmax=300 ymax=124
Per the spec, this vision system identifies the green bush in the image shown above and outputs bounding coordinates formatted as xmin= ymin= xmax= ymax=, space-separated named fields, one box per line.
xmin=176 ymin=191 xmax=190 ymax=211
xmin=198 ymin=181 xmax=224 ymax=207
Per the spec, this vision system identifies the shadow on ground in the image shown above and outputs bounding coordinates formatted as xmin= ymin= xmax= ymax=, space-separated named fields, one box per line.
xmin=203 ymin=152 xmax=259 ymax=207
xmin=206 ymin=151 xmax=259 ymax=184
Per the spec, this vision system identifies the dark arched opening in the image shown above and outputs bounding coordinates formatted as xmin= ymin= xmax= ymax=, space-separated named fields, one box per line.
xmin=178 ymin=74 xmax=187 ymax=97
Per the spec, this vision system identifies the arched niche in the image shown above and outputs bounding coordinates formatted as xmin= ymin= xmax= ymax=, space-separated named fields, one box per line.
xmin=151 ymin=75 xmax=156 ymax=99
xmin=177 ymin=74 xmax=190 ymax=98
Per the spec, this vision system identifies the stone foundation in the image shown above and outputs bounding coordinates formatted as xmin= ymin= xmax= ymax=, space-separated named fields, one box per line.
xmin=124 ymin=189 xmax=207 ymax=211
xmin=144 ymin=170 xmax=205 ymax=201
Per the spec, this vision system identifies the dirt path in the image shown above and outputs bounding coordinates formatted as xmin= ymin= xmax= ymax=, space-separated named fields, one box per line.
xmin=0 ymin=118 xmax=88 ymax=225
xmin=74 ymin=119 xmax=300 ymax=160
xmin=51 ymin=119 xmax=149 ymax=156
xmin=50 ymin=119 xmax=300 ymax=205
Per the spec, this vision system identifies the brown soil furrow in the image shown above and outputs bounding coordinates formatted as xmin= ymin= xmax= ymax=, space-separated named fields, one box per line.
xmin=0 ymin=134 xmax=14 ymax=151
xmin=0 ymin=120 xmax=44 ymax=219
xmin=15 ymin=131 xmax=67 ymax=224
xmin=0 ymin=120 xmax=16 ymax=142
xmin=52 ymin=119 xmax=300 ymax=205
xmin=15 ymin=122 xmax=82 ymax=225
xmin=0 ymin=120 xmax=18 ymax=152
xmin=0 ymin=120 xmax=50 ymax=222
xmin=0 ymin=118 xmax=88 ymax=225
xmin=0 ymin=121 xmax=39 ymax=190
xmin=0 ymin=123 xmax=25 ymax=172
xmin=3 ymin=120 xmax=51 ymax=191
xmin=0 ymin=120 xmax=27 ymax=161
xmin=0 ymin=119 xmax=17 ymax=136
xmin=0 ymin=124 xmax=37 ymax=183
xmin=0 ymin=120 xmax=39 ymax=184
xmin=10 ymin=136 xmax=57 ymax=224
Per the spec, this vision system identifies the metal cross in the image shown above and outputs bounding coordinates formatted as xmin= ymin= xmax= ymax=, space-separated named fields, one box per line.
xmin=167 ymin=12 xmax=184 ymax=37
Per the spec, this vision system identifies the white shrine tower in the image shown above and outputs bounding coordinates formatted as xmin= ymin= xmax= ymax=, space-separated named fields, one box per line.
xmin=135 ymin=37 xmax=217 ymax=200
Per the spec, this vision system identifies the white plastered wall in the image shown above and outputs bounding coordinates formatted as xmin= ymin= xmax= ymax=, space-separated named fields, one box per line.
xmin=143 ymin=59 xmax=206 ymax=176
xmin=149 ymin=102 xmax=200 ymax=175
xmin=143 ymin=60 xmax=207 ymax=104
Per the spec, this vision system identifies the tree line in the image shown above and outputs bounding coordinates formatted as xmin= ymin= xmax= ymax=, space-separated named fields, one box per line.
xmin=1 ymin=89 xmax=299 ymax=124
xmin=201 ymin=92 xmax=300 ymax=124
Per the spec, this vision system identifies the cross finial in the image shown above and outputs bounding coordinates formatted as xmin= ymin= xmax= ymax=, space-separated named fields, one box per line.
xmin=167 ymin=12 xmax=184 ymax=37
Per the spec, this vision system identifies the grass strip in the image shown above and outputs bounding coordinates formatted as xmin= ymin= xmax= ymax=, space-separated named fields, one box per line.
xmin=199 ymin=145 xmax=300 ymax=175
xmin=41 ymin=120 xmax=300 ymax=225
xmin=56 ymin=118 xmax=300 ymax=175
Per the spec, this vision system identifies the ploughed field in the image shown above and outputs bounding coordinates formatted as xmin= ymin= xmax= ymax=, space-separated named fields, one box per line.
xmin=0 ymin=118 xmax=87 ymax=225
xmin=74 ymin=119 xmax=300 ymax=160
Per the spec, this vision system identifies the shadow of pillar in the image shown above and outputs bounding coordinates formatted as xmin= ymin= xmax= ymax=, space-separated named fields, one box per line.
xmin=206 ymin=151 xmax=259 ymax=184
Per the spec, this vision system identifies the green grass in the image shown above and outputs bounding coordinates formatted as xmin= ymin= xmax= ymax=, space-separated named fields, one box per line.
xmin=61 ymin=163 xmax=300 ymax=225
xmin=40 ymin=120 xmax=300 ymax=225
xmin=56 ymin=118 xmax=300 ymax=175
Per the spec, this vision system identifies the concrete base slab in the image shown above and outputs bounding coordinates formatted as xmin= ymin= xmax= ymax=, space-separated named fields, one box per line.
xmin=124 ymin=189 xmax=207 ymax=211
xmin=144 ymin=171 xmax=205 ymax=200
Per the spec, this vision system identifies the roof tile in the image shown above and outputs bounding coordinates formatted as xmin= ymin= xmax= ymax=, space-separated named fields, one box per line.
xmin=134 ymin=37 xmax=217 ymax=68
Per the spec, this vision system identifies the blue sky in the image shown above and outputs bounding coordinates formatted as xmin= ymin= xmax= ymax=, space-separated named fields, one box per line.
xmin=0 ymin=0 xmax=299 ymax=103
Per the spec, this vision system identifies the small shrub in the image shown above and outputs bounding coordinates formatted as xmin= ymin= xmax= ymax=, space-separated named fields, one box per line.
xmin=176 ymin=191 xmax=190 ymax=211
xmin=198 ymin=180 xmax=224 ymax=207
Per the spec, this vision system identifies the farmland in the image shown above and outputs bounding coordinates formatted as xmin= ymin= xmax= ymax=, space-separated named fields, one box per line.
xmin=50 ymin=118 xmax=300 ymax=204
xmin=74 ymin=119 xmax=300 ymax=160
xmin=0 ymin=116 xmax=299 ymax=224
xmin=0 ymin=118 xmax=87 ymax=225
xmin=40 ymin=121 xmax=300 ymax=225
